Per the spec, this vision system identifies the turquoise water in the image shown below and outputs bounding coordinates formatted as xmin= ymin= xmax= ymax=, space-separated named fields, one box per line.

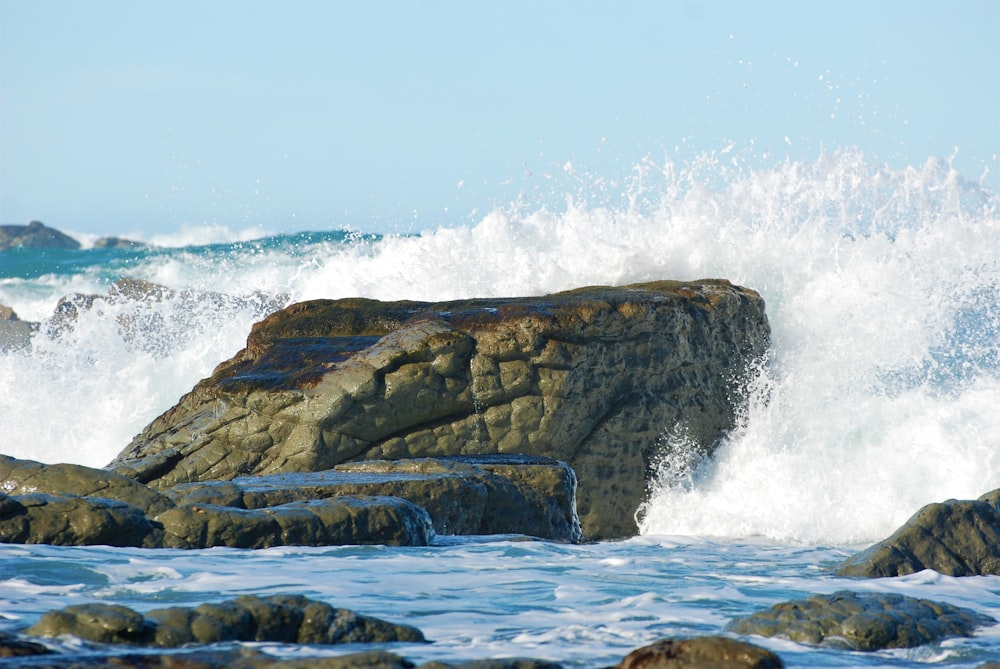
xmin=2 ymin=151 xmax=999 ymax=666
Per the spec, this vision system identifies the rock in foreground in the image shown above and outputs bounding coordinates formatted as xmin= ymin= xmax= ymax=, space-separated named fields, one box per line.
xmin=836 ymin=491 xmax=1000 ymax=577
xmin=27 ymin=595 xmax=425 ymax=646
xmin=726 ymin=590 xmax=995 ymax=651
xmin=614 ymin=636 xmax=783 ymax=668
xmin=111 ymin=280 xmax=769 ymax=539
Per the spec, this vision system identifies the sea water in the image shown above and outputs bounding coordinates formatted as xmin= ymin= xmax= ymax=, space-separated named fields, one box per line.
xmin=1 ymin=149 xmax=999 ymax=666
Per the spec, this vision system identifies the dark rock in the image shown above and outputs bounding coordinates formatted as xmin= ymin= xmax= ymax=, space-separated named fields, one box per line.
xmin=110 ymin=280 xmax=770 ymax=540
xmin=153 ymin=495 xmax=434 ymax=549
xmin=425 ymin=662 xmax=562 ymax=669
xmin=0 ymin=648 xmax=415 ymax=668
xmin=168 ymin=455 xmax=583 ymax=542
xmin=836 ymin=491 xmax=1000 ymax=577
xmin=0 ymin=304 xmax=38 ymax=350
xmin=0 ymin=491 xmax=160 ymax=546
xmin=0 ymin=454 xmax=175 ymax=515
xmin=27 ymin=595 xmax=426 ymax=647
xmin=0 ymin=220 xmax=80 ymax=250
xmin=93 ymin=236 xmax=147 ymax=249
xmin=726 ymin=590 xmax=995 ymax=651
xmin=0 ymin=630 xmax=52 ymax=657
xmin=613 ymin=636 xmax=782 ymax=669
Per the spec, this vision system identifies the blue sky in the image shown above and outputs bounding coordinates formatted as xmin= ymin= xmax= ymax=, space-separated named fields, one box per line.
xmin=1 ymin=0 xmax=998 ymax=237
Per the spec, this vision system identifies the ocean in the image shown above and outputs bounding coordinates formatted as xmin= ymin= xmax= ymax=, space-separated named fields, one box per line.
xmin=1 ymin=149 xmax=999 ymax=667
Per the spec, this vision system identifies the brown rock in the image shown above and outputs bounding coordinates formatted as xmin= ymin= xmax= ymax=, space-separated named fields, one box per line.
xmin=111 ymin=280 xmax=770 ymax=540
xmin=614 ymin=636 xmax=782 ymax=669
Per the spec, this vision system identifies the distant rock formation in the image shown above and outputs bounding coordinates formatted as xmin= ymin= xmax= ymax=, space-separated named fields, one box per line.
xmin=110 ymin=280 xmax=771 ymax=540
xmin=836 ymin=490 xmax=1000 ymax=577
xmin=0 ymin=220 xmax=80 ymax=250
xmin=93 ymin=236 xmax=147 ymax=249
xmin=727 ymin=590 xmax=995 ymax=651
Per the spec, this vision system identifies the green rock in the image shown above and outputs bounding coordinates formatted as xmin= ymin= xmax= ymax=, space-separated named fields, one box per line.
xmin=613 ymin=636 xmax=783 ymax=668
xmin=836 ymin=491 xmax=1000 ymax=577
xmin=727 ymin=590 xmax=995 ymax=651
xmin=27 ymin=595 xmax=425 ymax=649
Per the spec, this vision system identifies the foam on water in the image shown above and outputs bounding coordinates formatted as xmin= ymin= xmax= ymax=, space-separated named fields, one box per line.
xmin=1 ymin=148 xmax=998 ymax=546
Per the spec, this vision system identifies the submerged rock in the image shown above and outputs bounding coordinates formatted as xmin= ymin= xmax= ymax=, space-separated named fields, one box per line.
xmin=26 ymin=595 xmax=426 ymax=647
xmin=111 ymin=280 xmax=770 ymax=539
xmin=836 ymin=491 xmax=1000 ymax=577
xmin=613 ymin=636 xmax=783 ymax=669
xmin=726 ymin=590 xmax=995 ymax=651
xmin=0 ymin=220 xmax=80 ymax=250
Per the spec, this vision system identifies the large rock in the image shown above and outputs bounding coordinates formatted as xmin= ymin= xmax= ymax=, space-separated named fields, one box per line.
xmin=613 ymin=636 xmax=782 ymax=669
xmin=110 ymin=280 xmax=770 ymax=539
xmin=0 ymin=220 xmax=80 ymax=250
xmin=836 ymin=491 xmax=1000 ymax=577
xmin=168 ymin=455 xmax=582 ymax=541
xmin=726 ymin=590 xmax=995 ymax=651
xmin=26 ymin=595 xmax=425 ymax=646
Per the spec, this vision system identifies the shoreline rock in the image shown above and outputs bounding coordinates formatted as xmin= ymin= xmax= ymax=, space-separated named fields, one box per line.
xmin=726 ymin=590 xmax=995 ymax=651
xmin=836 ymin=489 xmax=1000 ymax=577
xmin=110 ymin=280 xmax=770 ymax=540
xmin=0 ymin=453 xmax=580 ymax=547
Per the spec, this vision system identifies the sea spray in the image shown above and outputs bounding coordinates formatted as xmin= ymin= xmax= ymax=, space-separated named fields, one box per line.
xmin=2 ymin=148 xmax=998 ymax=546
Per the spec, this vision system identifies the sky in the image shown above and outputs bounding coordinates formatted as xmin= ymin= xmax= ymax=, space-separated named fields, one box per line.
xmin=1 ymin=0 xmax=998 ymax=237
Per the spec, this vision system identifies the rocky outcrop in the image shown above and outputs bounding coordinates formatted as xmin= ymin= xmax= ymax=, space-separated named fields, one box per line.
xmin=110 ymin=280 xmax=770 ymax=539
xmin=27 ymin=595 xmax=425 ymax=646
xmin=836 ymin=490 xmax=1000 ymax=577
xmin=0 ymin=454 xmax=579 ymax=547
xmin=613 ymin=636 xmax=782 ymax=669
xmin=726 ymin=590 xmax=995 ymax=651
xmin=0 ymin=220 xmax=80 ymax=250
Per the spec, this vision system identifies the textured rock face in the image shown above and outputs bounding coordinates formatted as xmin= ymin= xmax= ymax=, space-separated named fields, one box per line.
xmin=614 ymin=636 xmax=783 ymax=669
xmin=836 ymin=491 xmax=1000 ymax=577
xmin=111 ymin=280 xmax=770 ymax=539
xmin=0 ymin=220 xmax=80 ymax=250
xmin=726 ymin=590 xmax=995 ymax=651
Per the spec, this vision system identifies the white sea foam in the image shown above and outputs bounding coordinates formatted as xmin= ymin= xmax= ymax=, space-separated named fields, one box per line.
xmin=2 ymin=148 xmax=998 ymax=546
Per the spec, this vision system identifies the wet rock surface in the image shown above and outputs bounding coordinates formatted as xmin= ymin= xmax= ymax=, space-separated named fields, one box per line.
xmin=836 ymin=490 xmax=1000 ymax=577
xmin=726 ymin=590 xmax=995 ymax=651
xmin=110 ymin=280 xmax=770 ymax=540
xmin=27 ymin=595 xmax=426 ymax=647
xmin=0 ymin=454 xmax=579 ymax=547
xmin=612 ymin=636 xmax=783 ymax=669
